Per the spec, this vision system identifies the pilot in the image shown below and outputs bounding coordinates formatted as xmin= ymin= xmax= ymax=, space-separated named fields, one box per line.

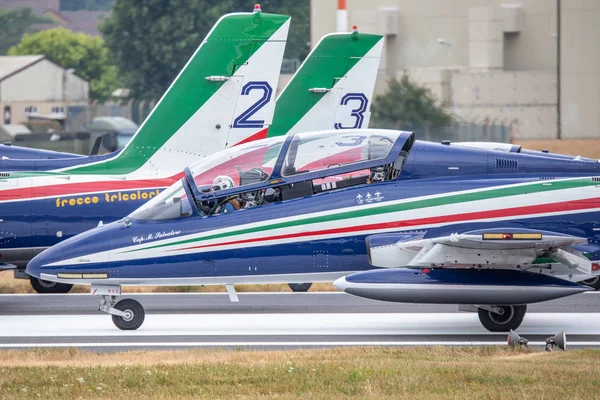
xmin=212 ymin=175 xmax=241 ymax=213
xmin=366 ymin=166 xmax=386 ymax=184
xmin=212 ymin=175 xmax=234 ymax=191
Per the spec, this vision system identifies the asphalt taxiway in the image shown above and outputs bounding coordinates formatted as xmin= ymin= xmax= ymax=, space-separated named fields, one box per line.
xmin=1 ymin=292 xmax=599 ymax=351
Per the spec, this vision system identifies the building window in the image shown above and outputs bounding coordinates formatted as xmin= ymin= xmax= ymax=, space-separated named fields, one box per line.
xmin=3 ymin=106 xmax=11 ymax=124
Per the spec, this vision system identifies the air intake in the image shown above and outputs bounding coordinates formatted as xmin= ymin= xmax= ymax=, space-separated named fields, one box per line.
xmin=0 ymin=172 xmax=10 ymax=178
xmin=495 ymin=158 xmax=518 ymax=169
xmin=591 ymin=177 xmax=600 ymax=182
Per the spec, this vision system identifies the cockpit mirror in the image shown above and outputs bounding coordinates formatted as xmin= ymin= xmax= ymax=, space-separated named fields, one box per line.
xmin=164 ymin=196 xmax=182 ymax=205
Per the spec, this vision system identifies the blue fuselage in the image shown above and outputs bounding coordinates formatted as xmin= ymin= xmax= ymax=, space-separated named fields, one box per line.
xmin=13 ymin=140 xmax=600 ymax=274
xmin=26 ymin=172 xmax=600 ymax=283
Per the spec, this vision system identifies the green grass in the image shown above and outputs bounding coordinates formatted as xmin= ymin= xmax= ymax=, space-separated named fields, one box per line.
xmin=0 ymin=347 xmax=599 ymax=399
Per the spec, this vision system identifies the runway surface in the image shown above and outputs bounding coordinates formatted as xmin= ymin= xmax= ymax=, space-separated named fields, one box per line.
xmin=1 ymin=292 xmax=599 ymax=351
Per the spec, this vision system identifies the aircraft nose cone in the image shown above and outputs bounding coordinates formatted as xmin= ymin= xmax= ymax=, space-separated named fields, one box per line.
xmin=333 ymin=276 xmax=349 ymax=292
xmin=26 ymin=251 xmax=46 ymax=279
xmin=26 ymin=240 xmax=70 ymax=279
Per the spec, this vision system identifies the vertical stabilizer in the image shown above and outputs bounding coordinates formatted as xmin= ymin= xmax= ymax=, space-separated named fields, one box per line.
xmin=68 ymin=10 xmax=290 ymax=177
xmin=269 ymin=31 xmax=384 ymax=137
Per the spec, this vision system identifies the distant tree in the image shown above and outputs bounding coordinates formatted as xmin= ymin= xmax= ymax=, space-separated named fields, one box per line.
xmin=371 ymin=75 xmax=454 ymax=129
xmin=60 ymin=0 xmax=116 ymax=11
xmin=0 ymin=7 xmax=53 ymax=55
xmin=8 ymin=28 xmax=119 ymax=100
xmin=101 ymin=0 xmax=309 ymax=99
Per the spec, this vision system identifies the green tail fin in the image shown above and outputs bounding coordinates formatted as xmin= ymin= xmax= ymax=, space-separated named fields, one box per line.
xmin=269 ymin=31 xmax=384 ymax=137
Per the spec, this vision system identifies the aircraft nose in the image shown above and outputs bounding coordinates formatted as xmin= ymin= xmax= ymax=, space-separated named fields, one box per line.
xmin=26 ymin=249 xmax=51 ymax=279
xmin=26 ymin=233 xmax=90 ymax=279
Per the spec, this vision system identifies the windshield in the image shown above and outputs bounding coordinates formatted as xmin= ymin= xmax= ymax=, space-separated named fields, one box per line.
xmin=189 ymin=136 xmax=284 ymax=190
xmin=117 ymin=134 xmax=134 ymax=149
xmin=282 ymin=130 xmax=400 ymax=177
xmin=129 ymin=179 xmax=193 ymax=221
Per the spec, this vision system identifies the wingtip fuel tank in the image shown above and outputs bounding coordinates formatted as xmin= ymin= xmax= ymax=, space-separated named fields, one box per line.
xmin=335 ymin=268 xmax=591 ymax=305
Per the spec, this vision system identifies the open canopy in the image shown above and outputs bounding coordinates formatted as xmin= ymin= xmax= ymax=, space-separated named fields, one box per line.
xmin=129 ymin=129 xmax=413 ymax=221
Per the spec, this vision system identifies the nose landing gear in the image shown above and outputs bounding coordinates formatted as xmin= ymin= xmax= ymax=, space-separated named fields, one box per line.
xmin=95 ymin=285 xmax=146 ymax=330
xmin=111 ymin=298 xmax=145 ymax=330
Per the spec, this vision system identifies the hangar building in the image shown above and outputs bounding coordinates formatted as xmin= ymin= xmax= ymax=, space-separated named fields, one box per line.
xmin=0 ymin=55 xmax=89 ymax=129
xmin=311 ymin=0 xmax=600 ymax=139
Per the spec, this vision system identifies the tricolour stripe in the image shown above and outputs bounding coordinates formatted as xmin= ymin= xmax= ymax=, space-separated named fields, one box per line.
xmin=129 ymin=177 xmax=599 ymax=253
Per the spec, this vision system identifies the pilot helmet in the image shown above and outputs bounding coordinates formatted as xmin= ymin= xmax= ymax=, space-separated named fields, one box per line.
xmin=212 ymin=175 xmax=234 ymax=191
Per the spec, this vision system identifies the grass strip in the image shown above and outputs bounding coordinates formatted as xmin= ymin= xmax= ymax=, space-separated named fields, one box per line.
xmin=0 ymin=347 xmax=598 ymax=399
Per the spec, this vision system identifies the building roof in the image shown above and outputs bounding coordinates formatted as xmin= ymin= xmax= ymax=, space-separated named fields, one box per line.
xmin=0 ymin=55 xmax=89 ymax=83
xmin=0 ymin=55 xmax=45 ymax=81
xmin=44 ymin=10 xmax=110 ymax=36
xmin=0 ymin=124 xmax=32 ymax=138
xmin=0 ymin=0 xmax=60 ymax=15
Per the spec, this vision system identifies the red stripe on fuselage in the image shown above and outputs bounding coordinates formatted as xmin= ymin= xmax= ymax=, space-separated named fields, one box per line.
xmin=0 ymin=172 xmax=184 ymax=201
xmin=176 ymin=197 xmax=600 ymax=252
xmin=1 ymin=128 xmax=270 ymax=202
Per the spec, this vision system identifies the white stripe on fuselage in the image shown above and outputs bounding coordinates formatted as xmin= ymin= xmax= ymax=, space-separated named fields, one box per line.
xmin=42 ymin=178 xmax=600 ymax=266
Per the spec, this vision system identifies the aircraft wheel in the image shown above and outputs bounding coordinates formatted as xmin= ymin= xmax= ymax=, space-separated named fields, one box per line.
xmin=580 ymin=277 xmax=600 ymax=290
xmin=112 ymin=299 xmax=145 ymax=330
xmin=477 ymin=305 xmax=527 ymax=332
xmin=29 ymin=276 xmax=73 ymax=294
xmin=289 ymin=283 xmax=312 ymax=292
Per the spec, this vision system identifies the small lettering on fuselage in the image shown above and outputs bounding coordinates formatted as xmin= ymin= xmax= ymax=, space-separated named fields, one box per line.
xmin=132 ymin=230 xmax=181 ymax=245
xmin=55 ymin=189 xmax=161 ymax=208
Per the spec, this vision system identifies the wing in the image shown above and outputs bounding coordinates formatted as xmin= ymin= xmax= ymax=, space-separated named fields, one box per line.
xmin=367 ymin=229 xmax=593 ymax=275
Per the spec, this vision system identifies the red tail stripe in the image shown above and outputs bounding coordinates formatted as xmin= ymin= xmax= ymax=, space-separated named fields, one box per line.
xmin=233 ymin=128 xmax=269 ymax=147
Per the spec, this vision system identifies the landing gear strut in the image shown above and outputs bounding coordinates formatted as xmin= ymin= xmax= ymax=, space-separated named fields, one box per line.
xmin=477 ymin=305 xmax=527 ymax=332
xmin=98 ymin=295 xmax=145 ymax=330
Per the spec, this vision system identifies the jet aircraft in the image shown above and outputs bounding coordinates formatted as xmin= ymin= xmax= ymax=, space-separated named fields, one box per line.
xmin=27 ymin=128 xmax=600 ymax=331
xmin=0 ymin=8 xmax=292 ymax=291
xmin=0 ymin=10 xmax=385 ymax=293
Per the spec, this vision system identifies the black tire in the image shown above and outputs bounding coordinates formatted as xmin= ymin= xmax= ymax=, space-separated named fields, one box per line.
xmin=289 ymin=283 xmax=312 ymax=292
xmin=478 ymin=305 xmax=527 ymax=332
xmin=111 ymin=299 xmax=145 ymax=330
xmin=580 ymin=277 xmax=600 ymax=290
xmin=29 ymin=276 xmax=73 ymax=294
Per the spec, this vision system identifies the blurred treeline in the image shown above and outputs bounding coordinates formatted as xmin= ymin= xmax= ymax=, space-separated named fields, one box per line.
xmin=2 ymin=0 xmax=309 ymax=100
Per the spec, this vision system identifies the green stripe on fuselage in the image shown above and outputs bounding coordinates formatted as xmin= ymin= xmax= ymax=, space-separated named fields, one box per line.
xmin=125 ymin=177 xmax=597 ymax=254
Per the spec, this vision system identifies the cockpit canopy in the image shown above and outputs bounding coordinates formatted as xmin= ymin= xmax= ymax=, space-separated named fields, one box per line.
xmin=129 ymin=129 xmax=413 ymax=221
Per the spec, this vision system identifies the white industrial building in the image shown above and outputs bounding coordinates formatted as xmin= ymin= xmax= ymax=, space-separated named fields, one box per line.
xmin=311 ymin=0 xmax=600 ymax=140
xmin=0 ymin=55 xmax=89 ymax=128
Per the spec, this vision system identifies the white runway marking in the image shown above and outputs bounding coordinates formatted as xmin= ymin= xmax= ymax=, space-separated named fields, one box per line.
xmin=3 ymin=341 xmax=600 ymax=349
xmin=2 ymin=313 xmax=599 ymax=337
